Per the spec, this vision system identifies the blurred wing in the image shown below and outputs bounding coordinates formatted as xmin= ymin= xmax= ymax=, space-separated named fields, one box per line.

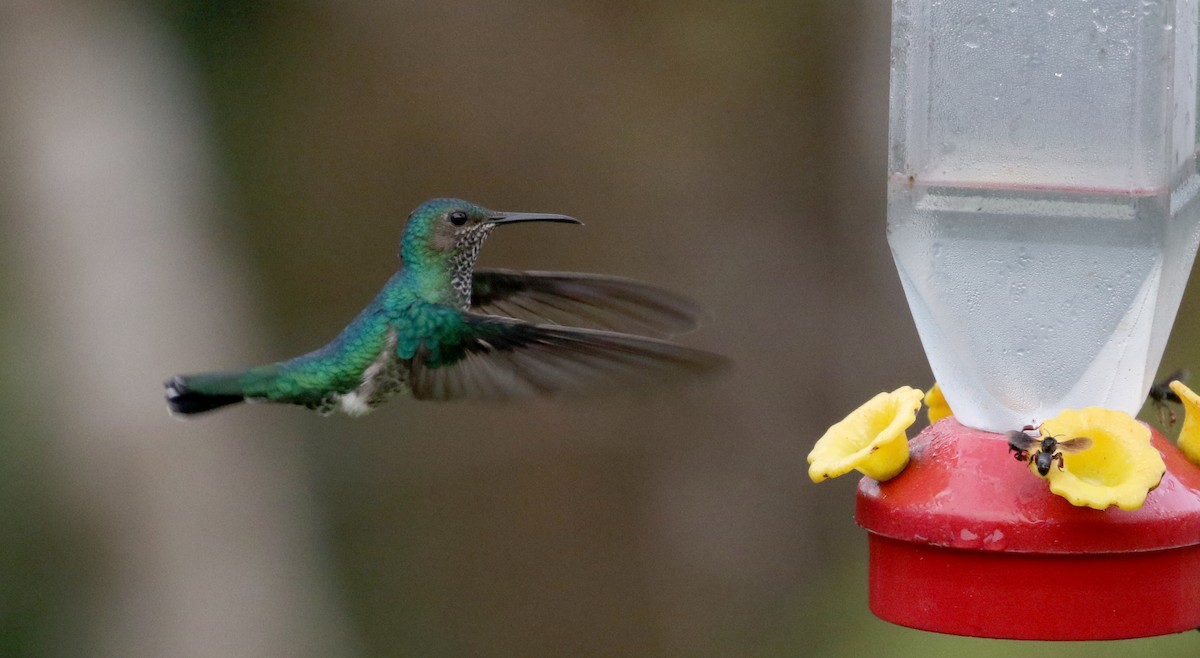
xmin=470 ymin=268 xmax=707 ymax=337
xmin=1006 ymin=430 xmax=1036 ymax=451
xmin=1057 ymin=437 xmax=1093 ymax=452
xmin=408 ymin=312 xmax=728 ymax=401
xmin=1161 ymin=368 xmax=1189 ymax=384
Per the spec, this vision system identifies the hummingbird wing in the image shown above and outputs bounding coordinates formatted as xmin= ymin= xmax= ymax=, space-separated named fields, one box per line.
xmin=407 ymin=312 xmax=727 ymax=401
xmin=470 ymin=268 xmax=706 ymax=337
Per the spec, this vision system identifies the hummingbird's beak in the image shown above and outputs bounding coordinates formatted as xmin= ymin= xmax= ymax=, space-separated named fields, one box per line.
xmin=487 ymin=212 xmax=582 ymax=226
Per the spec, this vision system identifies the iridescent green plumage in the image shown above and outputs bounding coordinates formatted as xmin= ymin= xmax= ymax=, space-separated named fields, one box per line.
xmin=166 ymin=198 xmax=725 ymax=416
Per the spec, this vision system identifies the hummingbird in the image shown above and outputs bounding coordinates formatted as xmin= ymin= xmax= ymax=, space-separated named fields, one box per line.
xmin=165 ymin=198 xmax=726 ymax=416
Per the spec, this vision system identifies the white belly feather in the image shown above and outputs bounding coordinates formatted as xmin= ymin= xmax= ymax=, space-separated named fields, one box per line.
xmin=334 ymin=326 xmax=408 ymax=416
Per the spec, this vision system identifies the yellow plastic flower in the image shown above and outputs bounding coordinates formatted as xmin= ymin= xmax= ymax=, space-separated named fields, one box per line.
xmin=1168 ymin=380 xmax=1200 ymax=468
xmin=808 ymin=386 xmax=924 ymax=483
xmin=1036 ymin=407 xmax=1165 ymax=511
xmin=924 ymin=382 xmax=952 ymax=424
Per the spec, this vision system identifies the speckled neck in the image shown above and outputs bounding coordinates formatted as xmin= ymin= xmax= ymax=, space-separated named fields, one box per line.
xmin=449 ymin=223 xmax=495 ymax=310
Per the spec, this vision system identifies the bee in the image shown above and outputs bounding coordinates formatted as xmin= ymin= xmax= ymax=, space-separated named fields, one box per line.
xmin=1148 ymin=369 xmax=1188 ymax=428
xmin=1007 ymin=426 xmax=1093 ymax=476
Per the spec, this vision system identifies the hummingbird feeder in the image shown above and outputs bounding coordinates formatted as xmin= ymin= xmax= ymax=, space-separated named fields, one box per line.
xmin=856 ymin=0 xmax=1200 ymax=640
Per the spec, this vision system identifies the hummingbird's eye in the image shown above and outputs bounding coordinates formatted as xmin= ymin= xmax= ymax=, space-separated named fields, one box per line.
xmin=448 ymin=210 xmax=469 ymax=226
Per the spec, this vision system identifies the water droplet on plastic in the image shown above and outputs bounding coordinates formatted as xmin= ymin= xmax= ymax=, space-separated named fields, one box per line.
xmin=983 ymin=529 xmax=1007 ymax=551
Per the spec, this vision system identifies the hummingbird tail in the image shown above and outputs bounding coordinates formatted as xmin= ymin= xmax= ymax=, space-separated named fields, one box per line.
xmin=165 ymin=375 xmax=246 ymax=415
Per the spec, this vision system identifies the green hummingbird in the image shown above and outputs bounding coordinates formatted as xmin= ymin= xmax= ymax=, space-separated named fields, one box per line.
xmin=166 ymin=198 xmax=726 ymax=416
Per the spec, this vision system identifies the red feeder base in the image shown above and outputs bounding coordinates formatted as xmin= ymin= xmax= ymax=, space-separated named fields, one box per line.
xmin=857 ymin=417 xmax=1200 ymax=640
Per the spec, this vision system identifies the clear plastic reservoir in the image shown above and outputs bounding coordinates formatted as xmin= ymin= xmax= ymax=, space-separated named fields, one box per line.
xmin=888 ymin=0 xmax=1200 ymax=431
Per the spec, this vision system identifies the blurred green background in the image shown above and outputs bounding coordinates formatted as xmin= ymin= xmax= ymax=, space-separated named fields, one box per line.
xmin=0 ymin=1 xmax=1197 ymax=656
